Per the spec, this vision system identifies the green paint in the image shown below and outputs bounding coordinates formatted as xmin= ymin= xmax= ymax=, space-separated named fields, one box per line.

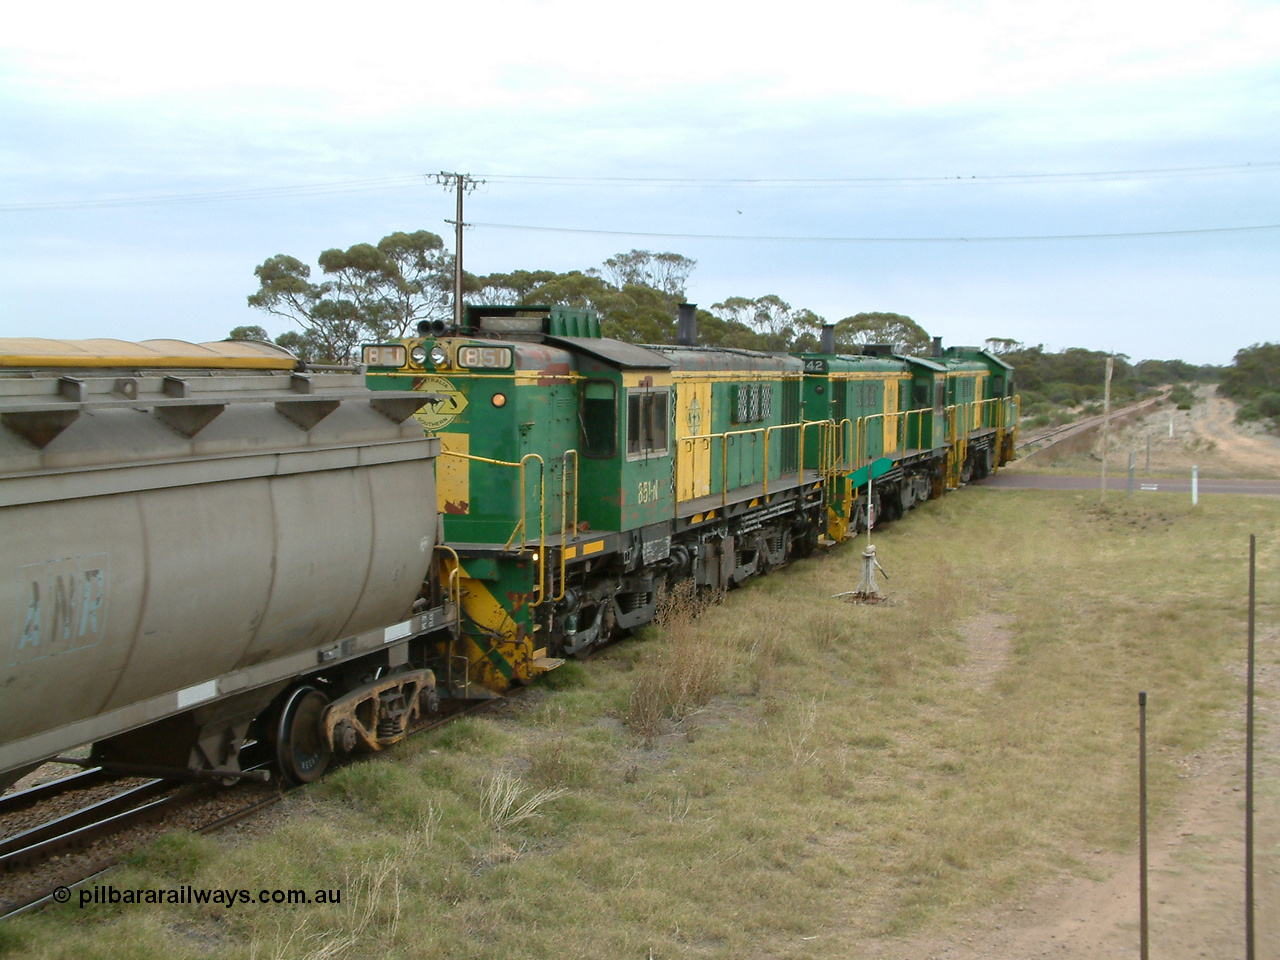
xmin=847 ymin=457 xmax=894 ymax=488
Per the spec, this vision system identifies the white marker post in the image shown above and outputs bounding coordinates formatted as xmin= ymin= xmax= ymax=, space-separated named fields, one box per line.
xmin=1101 ymin=356 xmax=1114 ymax=502
xmin=1192 ymin=465 xmax=1199 ymax=506
xmin=867 ymin=472 xmax=873 ymax=548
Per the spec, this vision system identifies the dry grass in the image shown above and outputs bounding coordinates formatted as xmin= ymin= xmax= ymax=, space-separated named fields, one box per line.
xmin=478 ymin=770 xmax=566 ymax=835
xmin=6 ymin=489 xmax=1277 ymax=960
xmin=624 ymin=580 xmax=729 ymax=744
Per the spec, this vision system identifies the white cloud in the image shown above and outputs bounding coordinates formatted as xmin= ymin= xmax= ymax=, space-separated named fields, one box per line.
xmin=5 ymin=0 xmax=1279 ymax=116
xmin=2 ymin=0 xmax=1278 ymax=362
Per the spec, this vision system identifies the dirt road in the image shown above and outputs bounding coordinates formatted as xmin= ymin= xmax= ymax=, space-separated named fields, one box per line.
xmin=849 ymin=636 xmax=1277 ymax=960
xmin=1190 ymin=392 xmax=1280 ymax=478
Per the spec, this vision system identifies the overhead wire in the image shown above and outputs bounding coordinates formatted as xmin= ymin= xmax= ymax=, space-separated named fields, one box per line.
xmin=0 ymin=175 xmax=426 ymax=212
xmin=3 ymin=162 xmax=1278 ymax=243
xmin=469 ymin=220 xmax=1280 ymax=243
xmin=2 ymin=160 xmax=1278 ymax=212
xmin=476 ymin=161 xmax=1280 ymax=187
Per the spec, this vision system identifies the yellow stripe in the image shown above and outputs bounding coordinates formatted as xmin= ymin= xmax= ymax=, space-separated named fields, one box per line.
xmin=0 ymin=353 xmax=293 ymax=370
xmin=436 ymin=433 xmax=470 ymax=515
xmin=671 ymin=371 xmax=799 ymax=382
xmin=581 ymin=539 xmax=605 ymax=555
xmin=0 ymin=338 xmax=297 ymax=370
xmin=564 ymin=545 xmax=577 ymax=559
xmin=454 ymin=562 xmax=518 ymax=641
xmin=827 ymin=371 xmax=897 ymax=381
xmin=622 ymin=371 xmax=674 ymax=388
xmin=369 ymin=370 xmax=524 ymax=381
xmin=514 ymin=373 xmax=580 ymax=385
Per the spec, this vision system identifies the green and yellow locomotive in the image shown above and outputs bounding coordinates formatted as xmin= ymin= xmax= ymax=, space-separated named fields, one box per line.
xmin=797 ymin=333 xmax=1018 ymax=542
xmin=364 ymin=305 xmax=1018 ymax=696
xmin=0 ymin=312 xmax=1018 ymax=788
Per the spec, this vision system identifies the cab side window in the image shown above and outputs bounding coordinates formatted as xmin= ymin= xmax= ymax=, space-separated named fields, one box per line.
xmin=626 ymin=389 xmax=669 ymax=459
xmin=581 ymin=380 xmax=616 ymax=457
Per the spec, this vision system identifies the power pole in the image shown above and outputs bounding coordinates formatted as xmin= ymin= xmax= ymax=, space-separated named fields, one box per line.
xmin=431 ymin=172 xmax=485 ymax=326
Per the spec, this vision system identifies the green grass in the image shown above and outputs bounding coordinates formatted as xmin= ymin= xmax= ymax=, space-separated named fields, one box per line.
xmin=5 ymin=490 xmax=1276 ymax=959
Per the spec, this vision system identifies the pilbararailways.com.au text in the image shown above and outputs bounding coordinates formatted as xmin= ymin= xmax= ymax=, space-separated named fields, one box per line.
xmin=64 ymin=885 xmax=342 ymax=908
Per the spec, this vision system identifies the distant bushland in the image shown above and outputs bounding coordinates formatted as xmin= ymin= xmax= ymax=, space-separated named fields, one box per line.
xmin=1217 ymin=342 xmax=1280 ymax=431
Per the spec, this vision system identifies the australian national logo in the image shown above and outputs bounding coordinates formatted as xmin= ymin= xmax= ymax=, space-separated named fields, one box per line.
xmin=413 ymin=376 xmax=469 ymax=431
xmin=685 ymin=396 xmax=702 ymax=435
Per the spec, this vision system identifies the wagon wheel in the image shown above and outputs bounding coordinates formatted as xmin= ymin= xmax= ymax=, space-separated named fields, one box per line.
xmin=275 ymin=686 xmax=332 ymax=785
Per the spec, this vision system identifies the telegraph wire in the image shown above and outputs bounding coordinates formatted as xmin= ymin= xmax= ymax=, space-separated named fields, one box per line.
xmin=469 ymin=220 xmax=1280 ymax=243
xmin=0 ymin=175 xmax=426 ymax=212
xmin=476 ymin=161 xmax=1280 ymax=187
xmin=3 ymin=160 xmax=1279 ymax=212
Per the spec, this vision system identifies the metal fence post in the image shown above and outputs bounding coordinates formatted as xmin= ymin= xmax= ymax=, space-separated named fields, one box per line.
xmin=1245 ymin=535 xmax=1256 ymax=960
xmin=1139 ymin=690 xmax=1149 ymax=960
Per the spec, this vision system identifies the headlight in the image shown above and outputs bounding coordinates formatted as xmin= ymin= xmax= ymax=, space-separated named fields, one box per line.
xmin=429 ymin=345 xmax=448 ymax=367
xmin=409 ymin=345 xmax=427 ymax=366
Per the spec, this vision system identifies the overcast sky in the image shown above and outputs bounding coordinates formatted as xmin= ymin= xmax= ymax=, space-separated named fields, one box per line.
xmin=2 ymin=0 xmax=1278 ymax=365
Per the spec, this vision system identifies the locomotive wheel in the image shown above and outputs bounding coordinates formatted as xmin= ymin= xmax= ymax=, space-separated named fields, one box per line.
xmin=275 ymin=686 xmax=332 ymax=785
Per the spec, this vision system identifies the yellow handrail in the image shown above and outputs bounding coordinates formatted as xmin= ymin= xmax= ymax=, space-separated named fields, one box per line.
xmin=857 ymin=412 xmax=887 ymax=468
xmin=434 ymin=542 xmax=467 ymax=695
xmin=899 ymin=407 xmax=925 ymax=453
xmin=437 ymin=450 xmax=547 ymax=605
xmin=718 ymin=426 xmax=765 ymax=505
xmin=435 ymin=543 xmax=463 ymax=636
xmin=762 ymin=421 xmax=804 ymax=495
xmin=798 ymin=416 xmax=840 ymax=479
xmin=556 ymin=449 xmax=579 ymax=602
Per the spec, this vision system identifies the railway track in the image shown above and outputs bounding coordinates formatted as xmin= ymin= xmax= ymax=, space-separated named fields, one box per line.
xmin=0 ymin=778 xmax=181 ymax=870
xmin=1016 ymin=392 xmax=1170 ymax=453
xmin=0 ymin=693 xmax=510 ymax=920
xmin=0 ymin=768 xmax=114 ymax=817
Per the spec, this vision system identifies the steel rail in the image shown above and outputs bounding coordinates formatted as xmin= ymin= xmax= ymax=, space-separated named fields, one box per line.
xmin=0 ymin=768 xmax=110 ymax=816
xmin=0 ymin=779 xmax=172 ymax=861
xmin=1015 ymin=391 xmax=1169 ymax=452
xmin=0 ymin=783 xmax=202 ymax=873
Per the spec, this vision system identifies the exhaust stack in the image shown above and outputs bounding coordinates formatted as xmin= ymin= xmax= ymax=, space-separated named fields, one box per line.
xmin=677 ymin=303 xmax=698 ymax=346
xmin=931 ymin=336 xmax=943 ymax=357
xmin=820 ymin=324 xmax=836 ymax=354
